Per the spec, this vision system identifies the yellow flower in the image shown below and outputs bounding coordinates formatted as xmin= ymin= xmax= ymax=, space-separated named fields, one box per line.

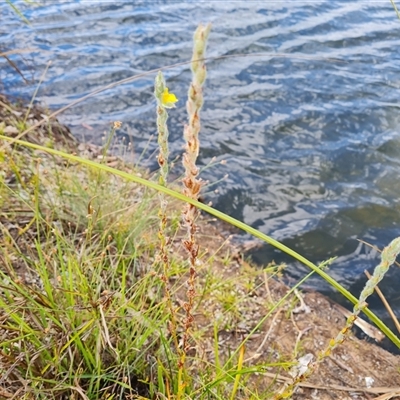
xmin=161 ymin=87 xmax=178 ymax=108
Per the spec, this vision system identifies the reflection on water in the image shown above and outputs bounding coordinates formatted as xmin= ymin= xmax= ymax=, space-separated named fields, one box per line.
xmin=1 ymin=1 xmax=400 ymax=347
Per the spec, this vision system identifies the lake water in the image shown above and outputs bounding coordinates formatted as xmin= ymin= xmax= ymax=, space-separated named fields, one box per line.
xmin=1 ymin=1 xmax=400 ymax=349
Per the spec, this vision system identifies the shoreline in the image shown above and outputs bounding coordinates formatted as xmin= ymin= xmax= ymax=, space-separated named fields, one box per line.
xmin=0 ymin=93 xmax=399 ymax=399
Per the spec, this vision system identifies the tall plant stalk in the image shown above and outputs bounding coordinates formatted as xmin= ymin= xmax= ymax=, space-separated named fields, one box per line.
xmin=178 ymin=22 xmax=211 ymax=399
xmin=154 ymin=71 xmax=180 ymax=354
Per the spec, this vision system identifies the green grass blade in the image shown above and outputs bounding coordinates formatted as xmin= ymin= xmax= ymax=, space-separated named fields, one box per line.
xmin=2 ymin=134 xmax=398 ymax=349
xmin=6 ymin=0 xmax=30 ymax=24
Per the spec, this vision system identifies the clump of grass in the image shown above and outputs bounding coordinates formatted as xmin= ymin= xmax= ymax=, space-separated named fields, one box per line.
xmin=0 ymin=129 xmax=171 ymax=398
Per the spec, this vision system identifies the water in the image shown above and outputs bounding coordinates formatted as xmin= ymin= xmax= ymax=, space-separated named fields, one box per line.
xmin=1 ymin=1 xmax=400 ymax=347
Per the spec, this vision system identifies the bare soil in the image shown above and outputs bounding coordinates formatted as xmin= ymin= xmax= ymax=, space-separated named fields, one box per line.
xmin=189 ymin=222 xmax=400 ymax=400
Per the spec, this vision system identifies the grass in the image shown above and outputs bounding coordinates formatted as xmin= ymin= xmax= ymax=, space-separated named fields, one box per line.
xmin=0 ymin=130 xmax=290 ymax=399
xmin=1 ymin=22 xmax=400 ymax=400
xmin=0 ymin=136 xmax=162 ymax=398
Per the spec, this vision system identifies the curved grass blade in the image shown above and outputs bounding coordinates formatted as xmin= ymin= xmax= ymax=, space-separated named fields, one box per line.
xmin=1 ymin=134 xmax=398 ymax=349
